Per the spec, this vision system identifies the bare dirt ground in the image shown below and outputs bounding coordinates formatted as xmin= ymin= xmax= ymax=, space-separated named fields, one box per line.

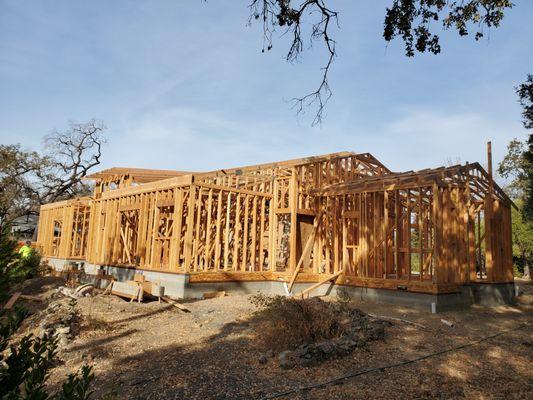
xmin=8 ymin=277 xmax=533 ymax=400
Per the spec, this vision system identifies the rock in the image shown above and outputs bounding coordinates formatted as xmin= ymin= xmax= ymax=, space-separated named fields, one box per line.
xmin=316 ymin=341 xmax=334 ymax=355
xmin=278 ymin=350 xmax=295 ymax=370
xmin=300 ymin=356 xmax=314 ymax=367
xmin=346 ymin=339 xmax=358 ymax=347
xmin=55 ymin=326 xmax=71 ymax=335
xmin=258 ymin=354 xmax=268 ymax=365
xmin=38 ymin=329 xmax=51 ymax=339
xmin=39 ymin=320 xmax=50 ymax=330
xmin=57 ymin=286 xmax=77 ymax=298
xmin=365 ymin=324 xmax=385 ymax=341
xmin=58 ymin=335 xmax=69 ymax=347
xmin=294 ymin=344 xmax=309 ymax=358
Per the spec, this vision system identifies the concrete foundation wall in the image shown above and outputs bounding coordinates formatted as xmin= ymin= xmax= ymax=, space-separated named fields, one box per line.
xmin=44 ymin=257 xmax=516 ymax=313
xmin=46 ymin=257 xmax=84 ymax=271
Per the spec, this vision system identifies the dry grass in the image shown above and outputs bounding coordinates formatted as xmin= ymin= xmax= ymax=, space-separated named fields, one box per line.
xmin=82 ymin=313 xmax=112 ymax=333
xmin=250 ymin=294 xmax=353 ymax=351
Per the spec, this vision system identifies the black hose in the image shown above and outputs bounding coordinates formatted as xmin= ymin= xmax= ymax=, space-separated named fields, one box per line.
xmin=260 ymin=323 xmax=527 ymax=399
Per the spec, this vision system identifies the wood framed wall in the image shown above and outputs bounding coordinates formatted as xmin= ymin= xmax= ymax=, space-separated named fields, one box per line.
xmin=36 ymin=152 xmax=513 ymax=294
xmin=37 ymin=198 xmax=91 ymax=259
xmin=86 ymin=181 xmax=272 ymax=273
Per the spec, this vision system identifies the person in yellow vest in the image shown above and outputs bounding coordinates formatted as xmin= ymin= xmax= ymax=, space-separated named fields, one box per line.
xmin=18 ymin=240 xmax=33 ymax=259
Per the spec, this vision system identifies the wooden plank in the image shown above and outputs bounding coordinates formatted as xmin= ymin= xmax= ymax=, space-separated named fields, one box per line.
xmin=268 ymin=179 xmax=279 ymax=271
xmin=418 ymin=188 xmax=423 ymax=281
xmin=169 ymin=188 xmax=184 ymax=271
xmin=294 ymin=270 xmax=344 ymax=298
xmin=250 ymin=196 xmax=258 ymax=271
xmin=287 ymin=210 xmax=323 ymax=292
xmin=288 ymin=168 xmax=298 ymax=273
xmin=193 ymin=187 xmax=203 ymax=271
xmin=223 ymin=192 xmax=232 ymax=271
xmin=120 ymin=227 xmax=132 ymax=265
xmin=241 ymin=195 xmax=250 ymax=271
xmin=214 ymin=190 xmax=223 ymax=269
xmin=232 ymin=193 xmax=242 ymax=271
xmin=161 ymin=296 xmax=190 ymax=312
xmin=4 ymin=292 xmax=21 ymax=309
xmin=184 ymin=185 xmax=197 ymax=271
xmin=110 ymin=281 xmax=143 ymax=302
xmin=259 ymin=196 xmax=266 ymax=271
xmin=205 ymin=189 xmax=213 ymax=270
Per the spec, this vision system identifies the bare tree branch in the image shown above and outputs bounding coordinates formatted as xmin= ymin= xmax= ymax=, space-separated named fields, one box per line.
xmin=249 ymin=0 xmax=339 ymax=125
xmin=247 ymin=1 xmax=512 ymax=125
xmin=0 ymin=120 xmax=107 ymax=226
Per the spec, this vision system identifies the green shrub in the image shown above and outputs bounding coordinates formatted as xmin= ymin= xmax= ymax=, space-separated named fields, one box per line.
xmin=58 ymin=365 xmax=95 ymax=400
xmin=0 ymin=223 xmax=19 ymax=303
xmin=0 ymin=308 xmax=95 ymax=400
xmin=10 ymin=249 xmax=42 ymax=281
xmin=0 ymin=221 xmax=44 ymax=302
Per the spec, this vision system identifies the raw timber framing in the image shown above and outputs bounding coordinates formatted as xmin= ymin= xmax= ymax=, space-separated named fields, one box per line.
xmin=36 ymin=150 xmax=514 ymax=298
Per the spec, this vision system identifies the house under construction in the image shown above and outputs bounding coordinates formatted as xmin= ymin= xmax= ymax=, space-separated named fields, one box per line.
xmin=36 ymin=150 xmax=515 ymax=311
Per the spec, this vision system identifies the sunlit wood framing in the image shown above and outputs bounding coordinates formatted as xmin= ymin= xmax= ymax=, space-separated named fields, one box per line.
xmin=36 ymin=151 xmax=513 ymax=294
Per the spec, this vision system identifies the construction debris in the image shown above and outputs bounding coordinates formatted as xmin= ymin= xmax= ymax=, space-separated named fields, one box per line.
xmin=110 ymin=281 xmax=143 ymax=302
xmin=75 ymin=283 xmax=94 ymax=297
xmin=161 ymin=296 xmax=190 ymax=313
xmin=441 ymin=318 xmax=455 ymax=327
xmin=202 ymin=291 xmax=226 ymax=299
xmin=56 ymin=286 xmax=80 ymax=299
xmin=3 ymin=292 xmax=21 ymax=309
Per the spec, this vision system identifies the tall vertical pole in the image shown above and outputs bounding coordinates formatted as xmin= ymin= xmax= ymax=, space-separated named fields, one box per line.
xmin=487 ymin=141 xmax=493 ymax=195
xmin=485 ymin=141 xmax=494 ymax=281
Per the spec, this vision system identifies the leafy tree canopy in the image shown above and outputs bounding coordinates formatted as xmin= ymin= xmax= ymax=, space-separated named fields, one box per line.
xmin=515 ymin=75 xmax=533 ymax=219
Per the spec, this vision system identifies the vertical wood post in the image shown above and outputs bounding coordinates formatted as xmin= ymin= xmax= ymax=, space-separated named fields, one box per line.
xmin=184 ymin=185 xmax=196 ymax=272
xmin=268 ymin=179 xmax=279 ymax=271
xmin=289 ymin=168 xmax=298 ymax=273
xmin=485 ymin=141 xmax=495 ymax=281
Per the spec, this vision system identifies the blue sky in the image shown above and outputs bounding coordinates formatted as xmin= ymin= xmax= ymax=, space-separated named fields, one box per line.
xmin=0 ymin=1 xmax=532 ymax=180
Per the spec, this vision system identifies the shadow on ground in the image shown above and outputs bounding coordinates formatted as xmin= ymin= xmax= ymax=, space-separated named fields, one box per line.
xmin=77 ymin=295 xmax=533 ymax=400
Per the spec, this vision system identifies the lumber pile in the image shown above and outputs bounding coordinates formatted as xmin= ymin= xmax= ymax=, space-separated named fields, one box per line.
xmin=104 ymin=273 xmax=165 ymax=303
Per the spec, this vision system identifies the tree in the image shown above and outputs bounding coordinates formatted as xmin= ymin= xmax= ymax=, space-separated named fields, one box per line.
xmin=511 ymin=200 xmax=533 ymax=279
xmin=0 ymin=119 xmax=106 ymax=229
xmin=516 ymin=74 xmax=533 ymax=219
xmin=38 ymin=119 xmax=105 ymax=203
xmin=499 ymin=137 xmax=533 ymax=280
xmin=498 ymin=139 xmax=530 ymax=200
xmin=0 ymin=145 xmax=47 ymax=228
xmin=248 ymin=1 xmax=513 ymax=124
